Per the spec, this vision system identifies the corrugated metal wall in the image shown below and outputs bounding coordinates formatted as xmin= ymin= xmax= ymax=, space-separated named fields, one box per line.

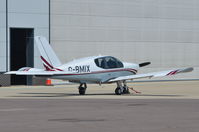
xmin=53 ymin=0 xmax=198 ymax=79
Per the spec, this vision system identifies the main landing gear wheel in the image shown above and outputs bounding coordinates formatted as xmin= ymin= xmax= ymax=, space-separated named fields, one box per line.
xmin=78 ymin=83 xmax=87 ymax=95
xmin=115 ymin=87 xmax=122 ymax=95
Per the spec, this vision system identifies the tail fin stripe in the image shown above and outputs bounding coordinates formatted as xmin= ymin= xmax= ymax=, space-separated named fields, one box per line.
xmin=41 ymin=56 xmax=63 ymax=71
xmin=35 ymin=36 xmax=62 ymax=70
xmin=41 ymin=56 xmax=54 ymax=69
xmin=54 ymin=68 xmax=63 ymax=71
xmin=38 ymin=37 xmax=53 ymax=66
xmin=43 ymin=64 xmax=56 ymax=71
xmin=43 ymin=64 xmax=51 ymax=71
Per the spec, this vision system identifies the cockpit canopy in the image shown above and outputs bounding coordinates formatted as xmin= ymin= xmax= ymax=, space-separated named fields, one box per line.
xmin=94 ymin=56 xmax=124 ymax=69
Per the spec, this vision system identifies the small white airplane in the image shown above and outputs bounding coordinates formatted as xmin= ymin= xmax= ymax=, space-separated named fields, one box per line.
xmin=6 ymin=36 xmax=194 ymax=95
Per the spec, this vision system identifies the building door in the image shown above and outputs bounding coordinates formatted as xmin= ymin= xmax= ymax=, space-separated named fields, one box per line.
xmin=10 ymin=28 xmax=34 ymax=85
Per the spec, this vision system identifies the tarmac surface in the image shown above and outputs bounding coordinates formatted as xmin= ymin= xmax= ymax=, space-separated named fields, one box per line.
xmin=0 ymin=81 xmax=199 ymax=132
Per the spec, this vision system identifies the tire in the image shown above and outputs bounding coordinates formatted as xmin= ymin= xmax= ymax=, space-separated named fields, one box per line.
xmin=115 ymin=87 xmax=122 ymax=95
xmin=123 ymin=87 xmax=130 ymax=94
xmin=79 ymin=87 xmax=86 ymax=95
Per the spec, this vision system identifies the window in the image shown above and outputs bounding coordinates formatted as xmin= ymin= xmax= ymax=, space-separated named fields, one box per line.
xmin=94 ymin=56 xmax=124 ymax=69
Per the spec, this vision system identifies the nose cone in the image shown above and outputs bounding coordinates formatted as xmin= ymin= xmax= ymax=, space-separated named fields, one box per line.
xmin=123 ymin=62 xmax=139 ymax=71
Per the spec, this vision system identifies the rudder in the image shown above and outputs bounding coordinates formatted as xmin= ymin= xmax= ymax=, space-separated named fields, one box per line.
xmin=35 ymin=36 xmax=62 ymax=70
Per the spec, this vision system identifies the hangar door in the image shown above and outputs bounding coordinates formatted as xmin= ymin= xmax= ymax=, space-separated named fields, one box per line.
xmin=10 ymin=28 xmax=34 ymax=85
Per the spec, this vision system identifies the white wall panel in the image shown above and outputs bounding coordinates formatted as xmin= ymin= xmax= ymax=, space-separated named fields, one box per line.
xmin=0 ymin=57 xmax=6 ymax=71
xmin=0 ymin=0 xmax=6 ymax=72
xmin=7 ymin=0 xmax=49 ymax=70
xmin=0 ymin=42 xmax=6 ymax=57
xmin=8 ymin=14 xmax=48 ymax=28
xmin=0 ymin=0 xmax=6 ymax=12
xmin=0 ymin=13 xmax=6 ymax=28
xmin=8 ymin=0 xmax=48 ymax=13
xmin=51 ymin=1 xmax=89 ymax=15
xmin=0 ymin=27 xmax=6 ymax=42
xmin=51 ymin=0 xmax=199 ymax=79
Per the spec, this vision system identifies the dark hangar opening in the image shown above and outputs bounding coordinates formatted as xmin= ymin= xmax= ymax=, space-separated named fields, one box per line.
xmin=10 ymin=28 xmax=34 ymax=85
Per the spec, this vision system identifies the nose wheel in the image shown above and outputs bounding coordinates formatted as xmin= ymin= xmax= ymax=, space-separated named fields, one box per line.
xmin=78 ymin=83 xmax=87 ymax=95
xmin=115 ymin=81 xmax=140 ymax=95
xmin=115 ymin=81 xmax=128 ymax=95
xmin=115 ymin=86 xmax=130 ymax=95
xmin=123 ymin=86 xmax=130 ymax=94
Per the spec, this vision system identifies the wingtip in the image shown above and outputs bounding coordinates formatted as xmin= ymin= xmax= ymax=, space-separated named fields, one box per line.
xmin=186 ymin=67 xmax=194 ymax=72
xmin=179 ymin=67 xmax=194 ymax=73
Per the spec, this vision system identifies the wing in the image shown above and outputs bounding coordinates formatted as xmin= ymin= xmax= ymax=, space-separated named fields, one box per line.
xmin=108 ymin=67 xmax=194 ymax=82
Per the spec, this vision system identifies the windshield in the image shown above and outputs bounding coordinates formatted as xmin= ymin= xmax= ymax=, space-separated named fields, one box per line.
xmin=94 ymin=56 xmax=123 ymax=69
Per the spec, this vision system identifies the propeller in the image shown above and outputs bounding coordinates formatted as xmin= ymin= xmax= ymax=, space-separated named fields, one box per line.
xmin=139 ymin=62 xmax=151 ymax=67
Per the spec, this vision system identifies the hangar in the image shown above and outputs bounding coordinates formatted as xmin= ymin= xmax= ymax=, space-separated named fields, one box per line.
xmin=0 ymin=0 xmax=199 ymax=86
xmin=0 ymin=0 xmax=50 ymax=86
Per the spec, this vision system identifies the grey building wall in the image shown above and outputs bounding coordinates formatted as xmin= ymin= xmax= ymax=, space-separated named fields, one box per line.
xmin=0 ymin=0 xmax=6 ymax=72
xmin=7 ymin=0 xmax=50 ymax=70
xmin=0 ymin=0 xmax=49 ymax=85
xmin=0 ymin=0 xmax=49 ymax=72
xmin=51 ymin=0 xmax=199 ymax=79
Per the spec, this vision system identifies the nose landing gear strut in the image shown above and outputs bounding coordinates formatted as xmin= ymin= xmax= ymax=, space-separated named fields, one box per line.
xmin=115 ymin=81 xmax=141 ymax=95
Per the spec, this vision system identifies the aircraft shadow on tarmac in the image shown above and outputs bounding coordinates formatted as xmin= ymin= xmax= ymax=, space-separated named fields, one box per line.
xmin=10 ymin=92 xmax=184 ymax=98
xmin=11 ymin=92 xmax=115 ymax=97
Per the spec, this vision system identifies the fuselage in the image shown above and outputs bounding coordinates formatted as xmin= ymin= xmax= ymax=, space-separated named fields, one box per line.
xmin=50 ymin=56 xmax=139 ymax=83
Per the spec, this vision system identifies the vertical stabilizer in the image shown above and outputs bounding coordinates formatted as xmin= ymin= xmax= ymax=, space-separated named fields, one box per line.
xmin=35 ymin=36 xmax=62 ymax=70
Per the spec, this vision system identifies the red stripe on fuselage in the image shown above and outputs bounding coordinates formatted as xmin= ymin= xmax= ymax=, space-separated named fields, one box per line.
xmin=54 ymin=68 xmax=137 ymax=76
